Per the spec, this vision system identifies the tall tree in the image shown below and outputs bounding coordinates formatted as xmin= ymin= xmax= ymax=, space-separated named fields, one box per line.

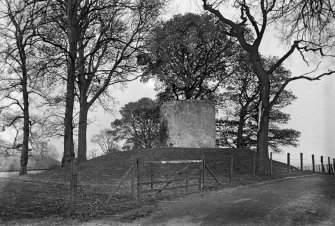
xmin=202 ymin=0 xmax=335 ymax=171
xmin=141 ymin=13 xmax=238 ymax=101
xmin=0 ymin=0 xmax=46 ymax=175
xmin=63 ymin=0 xmax=78 ymax=166
xmin=36 ymin=0 xmax=80 ymax=166
xmin=75 ymin=0 xmax=164 ymax=162
xmin=39 ymin=0 xmax=164 ymax=164
xmin=217 ymin=56 xmax=300 ymax=152
xmin=35 ymin=0 xmax=78 ymax=166
xmin=110 ymin=97 xmax=160 ymax=150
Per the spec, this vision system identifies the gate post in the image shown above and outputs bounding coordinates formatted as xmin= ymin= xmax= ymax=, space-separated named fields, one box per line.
xmin=185 ymin=169 xmax=189 ymax=193
xmin=229 ymin=153 xmax=233 ymax=183
xmin=287 ymin=153 xmax=290 ymax=174
xmin=198 ymin=160 xmax=202 ymax=191
xmin=202 ymin=155 xmax=205 ymax=189
xmin=131 ymin=156 xmax=135 ymax=199
xmin=300 ymin=153 xmax=303 ymax=171
xmin=253 ymin=150 xmax=256 ymax=177
xmin=137 ymin=157 xmax=142 ymax=200
xmin=69 ymin=158 xmax=77 ymax=215
xmin=270 ymin=152 xmax=273 ymax=175
xmin=312 ymin=154 xmax=315 ymax=172
xmin=150 ymin=163 xmax=154 ymax=190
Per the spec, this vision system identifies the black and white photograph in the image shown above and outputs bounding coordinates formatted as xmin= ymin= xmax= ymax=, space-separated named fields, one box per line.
xmin=1 ymin=0 xmax=335 ymax=225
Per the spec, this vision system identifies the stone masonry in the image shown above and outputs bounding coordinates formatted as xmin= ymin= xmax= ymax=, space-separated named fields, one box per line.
xmin=160 ymin=100 xmax=216 ymax=148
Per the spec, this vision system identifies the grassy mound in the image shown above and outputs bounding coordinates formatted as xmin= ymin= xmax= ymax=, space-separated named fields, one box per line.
xmin=1 ymin=147 xmax=307 ymax=223
xmin=31 ymin=147 xmax=255 ymax=185
xmin=31 ymin=147 xmax=299 ymax=184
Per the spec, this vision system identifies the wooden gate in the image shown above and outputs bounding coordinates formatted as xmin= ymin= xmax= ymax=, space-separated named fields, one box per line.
xmin=133 ymin=156 xmax=219 ymax=199
xmin=105 ymin=156 xmax=220 ymax=203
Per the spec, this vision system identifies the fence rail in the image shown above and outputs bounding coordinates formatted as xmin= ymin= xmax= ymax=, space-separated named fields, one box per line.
xmin=0 ymin=168 xmax=51 ymax=173
xmin=67 ymin=151 xmax=335 ymax=215
xmin=271 ymin=152 xmax=335 ymax=175
xmin=130 ymin=156 xmax=222 ymax=200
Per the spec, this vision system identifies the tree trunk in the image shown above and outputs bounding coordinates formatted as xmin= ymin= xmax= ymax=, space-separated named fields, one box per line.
xmin=249 ymin=52 xmax=270 ymax=173
xmin=77 ymin=102 xmax=88 ymax=162
xmin=236 ymin=106 xmax=248 ymax=148
xmin=77 ymin=36 xmax=89 ymax=162
xmin=62 ymin=71 xmax=75 ymax=166
xmin=256 ymin=83 xmax=270 ymax=173
xmin=20 ymin=75 xmax=29 ymax=176
xmin=62 ymin=0 xmax=78 ymax=166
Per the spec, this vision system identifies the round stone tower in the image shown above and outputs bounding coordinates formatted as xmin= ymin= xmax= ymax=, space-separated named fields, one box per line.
xmin=160 ymin=100 xmax=216 ymax=148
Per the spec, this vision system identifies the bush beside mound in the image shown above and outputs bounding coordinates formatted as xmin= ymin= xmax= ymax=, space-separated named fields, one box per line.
xmin=0 ymin=154 xmax=60 ymax=171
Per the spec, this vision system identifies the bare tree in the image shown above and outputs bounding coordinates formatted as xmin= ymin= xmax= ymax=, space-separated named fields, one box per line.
xmin=75 ymin=0 xmax=164 ymax=162
xmin=0 ymin=0 xmax=47 ymax=175
xmin=201 ymin=0 xmax=335 ymax=171
xmin=91 ymin=129 xmax=120 ymax=155
xmin=38 ymin=0 xmax=165 ymax=164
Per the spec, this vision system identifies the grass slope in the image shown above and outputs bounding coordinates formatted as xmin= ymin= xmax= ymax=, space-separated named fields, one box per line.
xmin=31 ymin=147 xmax=254 ymax=185
xmin=1 ymin=147 xmax=304 ymax=224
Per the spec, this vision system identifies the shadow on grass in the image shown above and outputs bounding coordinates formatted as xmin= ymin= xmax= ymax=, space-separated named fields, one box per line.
xmin=0 ymin=177 xmax=152 ymax=225
xmin=0 ymin=178 xmax=67 ymax=221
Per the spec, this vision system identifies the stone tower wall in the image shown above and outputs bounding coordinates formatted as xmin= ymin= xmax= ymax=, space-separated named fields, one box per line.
xmin=160 ymin=100 xmax=216 ymax=148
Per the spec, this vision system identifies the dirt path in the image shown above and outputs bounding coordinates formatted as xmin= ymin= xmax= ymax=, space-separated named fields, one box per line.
xmin=136 ymin=174 xmax=335 ymax=225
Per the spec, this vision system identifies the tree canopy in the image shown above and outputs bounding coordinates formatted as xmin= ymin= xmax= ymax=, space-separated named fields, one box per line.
xmin=37 ymin=0 xmax=164 ymax=164
xmin=110 ymin=97 xmax=160 ymax=150
xmin=141 ymin=13 xmax=239 ymax=102
xmin=202 ymin=0 xmax=335 ymax=171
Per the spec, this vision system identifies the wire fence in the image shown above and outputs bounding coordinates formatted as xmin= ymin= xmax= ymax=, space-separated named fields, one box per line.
xmin=272 ymin=152 xmax=335 ymax=174
xmin=3 ymin=149 xmax=334 ymax=220
xmin=68 ymin=150 xmax=335 ymax=215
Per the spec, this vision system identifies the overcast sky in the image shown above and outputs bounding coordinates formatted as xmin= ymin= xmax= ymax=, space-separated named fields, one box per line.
xmin=54 ymin=0 xmax=335 ymax=165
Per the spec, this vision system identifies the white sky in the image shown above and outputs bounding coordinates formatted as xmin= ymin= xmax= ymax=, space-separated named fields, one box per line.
xmin=6 ymin=0 xmax=334 ymax=165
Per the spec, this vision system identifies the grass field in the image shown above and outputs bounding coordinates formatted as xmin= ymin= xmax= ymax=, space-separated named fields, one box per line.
xmin=0 ymin=147 xmax=310 ymax=225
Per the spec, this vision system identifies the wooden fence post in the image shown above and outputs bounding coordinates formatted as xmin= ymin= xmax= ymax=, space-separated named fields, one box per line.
xmin=137 ymin=157 xmax=142 ymax=200
xmin=300 ymin=153 xmax=303 ymax=171
xmin=287 ymin=153 xmax=290 ymax=174
xmin=229 ymin=153 xmax=233 ymax=183
xmin=312 ymin=154 xmax=315 ymax=172
xmin=131 ymin=156 xmax=135 ymax=199
xmin=333 ymin=158 xmax=335 ymax=173
xmin=202 ymin=155 xmax=205 ymax=189
xmin=69 ymin=158 xmax=77 ymax=215
xmin=321 ymin=156 xmax=325 ymax=173
xmin=150 ymin=163 xmax=154 ymax=190
xmin=185 ymin=169 xmax=189 ymax=193
xmin=328 ymin=157 xmax=332 ymax=174
xmin=198 ymin=160 xmax=202 ymax=191
xmin=270 ymin=152 xmax=273 ymax=175
xmin=253 ymin=151 xmax=256 ymax=177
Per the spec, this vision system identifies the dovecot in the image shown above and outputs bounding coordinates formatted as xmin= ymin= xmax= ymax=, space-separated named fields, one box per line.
xmin=160 ymin=100 xmax=216 ymax=148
